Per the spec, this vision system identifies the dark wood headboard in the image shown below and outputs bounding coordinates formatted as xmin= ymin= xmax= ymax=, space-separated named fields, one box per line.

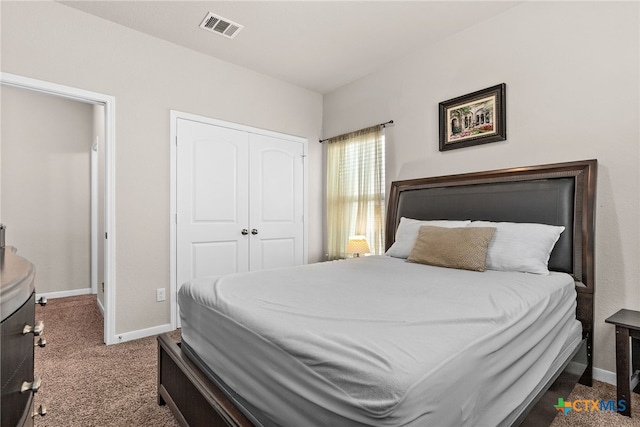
xmin=385 ymin=159 xmax=597 ymax=385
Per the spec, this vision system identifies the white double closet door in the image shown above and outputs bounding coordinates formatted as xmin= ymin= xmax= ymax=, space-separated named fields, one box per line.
xmin=176 ymin=118 xmax=305 ymax=305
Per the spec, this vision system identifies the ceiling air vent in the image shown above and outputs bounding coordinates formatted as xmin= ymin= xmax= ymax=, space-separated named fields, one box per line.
xmin=199 ymin=12 xmax=243 ymax=39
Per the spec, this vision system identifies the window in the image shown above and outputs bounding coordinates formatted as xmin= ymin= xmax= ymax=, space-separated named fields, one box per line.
xmin=326 ymin=125 xmax=385 ymax=260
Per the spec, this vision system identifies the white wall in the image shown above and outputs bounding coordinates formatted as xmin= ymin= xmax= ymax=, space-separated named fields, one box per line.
xmin=1 ymin=85 xmax=93 ymax=294
xmin=1 ymin=1 xmax=323 ymax=335
xmin=323 ymin=1 xmax=639 ymax=376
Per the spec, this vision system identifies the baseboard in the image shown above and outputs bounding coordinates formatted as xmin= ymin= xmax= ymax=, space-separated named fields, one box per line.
xmin=36 ymin=287 xmax=92 ymax=301
xmin=593 ymin=367 xmax=616 ymax=385
xmin=96 ymin=297 xmax=105 ymax=317
xmin=592 ymin=367 xmax=639 ymax=389
xmin=113 ymin=323 xmax=174 ymax=344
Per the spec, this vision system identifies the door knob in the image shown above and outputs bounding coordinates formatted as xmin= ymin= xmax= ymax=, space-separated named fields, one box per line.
xmin=241 ymin=229 xmax=249 ymax=235
xmin=251 ymin=229 xmax=258 ymax=235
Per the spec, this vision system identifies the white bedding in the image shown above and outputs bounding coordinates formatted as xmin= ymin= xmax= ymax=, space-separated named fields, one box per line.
xmin=179 ymin=255 xmax=581 ymax=427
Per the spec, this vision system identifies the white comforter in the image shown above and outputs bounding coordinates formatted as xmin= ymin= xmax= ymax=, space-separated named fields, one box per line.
xmin=179 ymin=255 xmax=581 ymax=427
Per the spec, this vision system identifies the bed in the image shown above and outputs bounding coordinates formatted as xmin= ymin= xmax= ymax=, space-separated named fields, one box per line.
xmin=158 ymin=159 xmax=596 ymax=427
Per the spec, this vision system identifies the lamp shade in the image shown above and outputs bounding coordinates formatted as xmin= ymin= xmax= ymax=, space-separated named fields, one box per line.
xmin=346 ymin=235 xmax=371 ymax=256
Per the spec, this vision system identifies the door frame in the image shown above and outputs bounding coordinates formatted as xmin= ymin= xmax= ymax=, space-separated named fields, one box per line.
xmin=1 ymin=72 xmax=118 ymax=345
xmin=169 ymin=110 xmax=308 ymax=329
xmin=91 ymin=136 xmax=99 ymax=295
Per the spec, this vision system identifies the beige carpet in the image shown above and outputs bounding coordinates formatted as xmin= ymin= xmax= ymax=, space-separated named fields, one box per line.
xmin=34 ymin=294 xmax=180 ymax=426
xmin=34 ymin=294 xmax=640 ymax=426
xmin=550 ymin=381 xmax=640 ymax=427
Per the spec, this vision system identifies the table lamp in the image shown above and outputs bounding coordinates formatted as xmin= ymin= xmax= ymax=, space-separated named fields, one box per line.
xmin=346 ymin=235 xmax=371 ymax=258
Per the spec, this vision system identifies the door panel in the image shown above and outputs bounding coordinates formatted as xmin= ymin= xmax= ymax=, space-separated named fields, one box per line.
xmin=177 ymin=119 xmax=249 ymax=297
xmin=249 ymin=133 xmax=304 ymax=271
xmin=259 ymin=238 xmax=296 ymax=270
xmin=192 ymin=140 xmax=240 ymax=222
xmin=191 ymin=241 xmax=241 ymax=278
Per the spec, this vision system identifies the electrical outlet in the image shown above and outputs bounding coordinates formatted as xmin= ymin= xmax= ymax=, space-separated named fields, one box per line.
xmin=156 ymin=288 xmax=166 ymax=302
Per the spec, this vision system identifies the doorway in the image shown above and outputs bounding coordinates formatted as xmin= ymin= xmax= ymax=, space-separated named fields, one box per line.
xmin=0 ymin=72 xmax=117 ymax=345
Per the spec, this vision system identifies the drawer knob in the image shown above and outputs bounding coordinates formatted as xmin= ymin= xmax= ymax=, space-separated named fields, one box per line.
xmin=21 ymin=377 xmax=42 ymax=393
xmin=35 ymin=337 xmax=46 ymax=348
xmin=23 ymin=320 xmax=44 ymax=336
xmin=32 ymin=404 xmax=47 ymax=418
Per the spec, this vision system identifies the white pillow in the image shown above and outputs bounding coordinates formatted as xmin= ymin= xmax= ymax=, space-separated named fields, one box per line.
xmin=468 ymin=221 xmax=565 ymax=274
xmin=386 ymin=217 xmax=471 ymax=258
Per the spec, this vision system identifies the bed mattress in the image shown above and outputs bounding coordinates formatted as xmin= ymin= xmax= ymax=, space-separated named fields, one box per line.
xmin=179 ymin=255 xmax=582 ymax=427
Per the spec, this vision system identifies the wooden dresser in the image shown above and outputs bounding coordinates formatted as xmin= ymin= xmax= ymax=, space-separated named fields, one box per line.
xmin=1 ymin=240 xmax=46 ymax=426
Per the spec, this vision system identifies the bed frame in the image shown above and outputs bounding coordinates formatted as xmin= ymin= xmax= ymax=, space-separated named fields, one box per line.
xmin=158 ymin=159 xmax=597 ymax=427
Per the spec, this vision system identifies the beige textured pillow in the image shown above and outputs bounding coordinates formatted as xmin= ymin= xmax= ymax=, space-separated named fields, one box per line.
xmin=407 ymin=226 xmax=496 ymax=272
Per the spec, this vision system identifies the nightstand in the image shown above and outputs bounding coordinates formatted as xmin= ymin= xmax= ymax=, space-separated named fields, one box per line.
xmin=605 ymin=309 xmax=640 ymax=417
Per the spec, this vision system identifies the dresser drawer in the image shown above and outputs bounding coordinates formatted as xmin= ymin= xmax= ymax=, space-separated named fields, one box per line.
xmin=1 ymin=292 xmax=36 ymax=427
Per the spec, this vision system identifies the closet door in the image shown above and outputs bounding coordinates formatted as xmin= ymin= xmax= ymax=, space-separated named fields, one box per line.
xmin=249 ymin=134 xmax=304 ymax=270
xmin=176 ymin=119 xmax=250 ymax=294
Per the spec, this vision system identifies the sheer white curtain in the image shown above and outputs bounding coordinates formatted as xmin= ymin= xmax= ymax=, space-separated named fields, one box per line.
xmin=326 ymin=125 xmax=385 ymax=260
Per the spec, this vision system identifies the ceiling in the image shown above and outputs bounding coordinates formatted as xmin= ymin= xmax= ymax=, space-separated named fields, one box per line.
xmin=60 ymin=1 xmax=521 ymax=94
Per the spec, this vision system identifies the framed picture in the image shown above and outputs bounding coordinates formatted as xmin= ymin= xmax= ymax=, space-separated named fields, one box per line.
xmin=439 ymin=83 xmax=506 ymax=151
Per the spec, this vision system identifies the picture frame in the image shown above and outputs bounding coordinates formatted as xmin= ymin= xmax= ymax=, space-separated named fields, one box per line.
xmin=439 ymin=83 xmax=506 ymax=151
